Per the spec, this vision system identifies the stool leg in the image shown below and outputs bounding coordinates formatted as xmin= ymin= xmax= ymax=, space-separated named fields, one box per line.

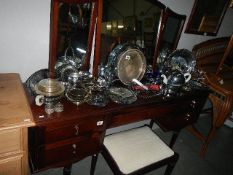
xmin=63 ymin=164 xmax=72 ymax=175
xmin=149 ymin=119 xmax=154 ymax=128
xmin=90 ymin=154 xmax=99 ymax=175
xmin=164 ymin=153 xmax=179 ymax=175
xmin=169 ymin=131 xmax=179 ymax=148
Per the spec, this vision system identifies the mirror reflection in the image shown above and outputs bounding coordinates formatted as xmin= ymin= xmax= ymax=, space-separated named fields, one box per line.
xmin=57 ymin=2 xmax=92 ymax=62
xmin=55 ymin=1 xmax=93 ymax=81
xmin=160 ymin=16 xmax=184 ymax=51
xmin=156 ymin=9 xmax=186 ymax=71
xmin=100 ymin=0 xmax=164 ymax=65
xmin=185 ymin=0 xmax=230 ymax=35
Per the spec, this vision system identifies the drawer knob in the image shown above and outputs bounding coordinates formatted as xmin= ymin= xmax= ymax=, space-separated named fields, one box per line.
xmin=74 ymin=125 xmax=79 ymax=136
xmin=72 ymin=144 xmax=77 ymax=149
xmin=192 ymin=100 xmax=196 ymax=104
xmin=72 ymin=144 xmax=77 ymax=154
xmin=185 ymin=113 xmax=191 ymax=121
xmin=190 ymin=100 xmax=197 ymax=108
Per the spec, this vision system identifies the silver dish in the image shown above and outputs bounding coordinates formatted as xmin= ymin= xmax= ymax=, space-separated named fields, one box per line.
xmin=167 ymin=49 xmax=196 ymax=73
xmin=109 ymin=87 xmax=137 ymax=104
xmin=34 ymin=78 xmax=65 ymax=97
xmin=25 ymin=69 xmax=49 ymax=96
xmin=87 ymin=89 xmax=109 ymax=107
xmin=106 ymin=44 xmax=146 ymax=85
xmin=65 ymin=87 xmax=89 ymax=105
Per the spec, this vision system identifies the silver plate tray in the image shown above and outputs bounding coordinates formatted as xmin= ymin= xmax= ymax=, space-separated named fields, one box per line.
xmin=109 ymin=87 xmax=137 ymax=104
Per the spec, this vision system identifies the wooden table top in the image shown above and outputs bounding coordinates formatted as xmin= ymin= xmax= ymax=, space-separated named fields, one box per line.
xmin=0 ymin=73 xmax=34 ymax=130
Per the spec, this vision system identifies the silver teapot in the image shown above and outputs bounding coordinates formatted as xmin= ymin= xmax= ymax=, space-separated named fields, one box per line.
xmin=161 ymin=70 xmax=191 ymax=96
xmin=161 ymin=70 xmax=191 ymax=86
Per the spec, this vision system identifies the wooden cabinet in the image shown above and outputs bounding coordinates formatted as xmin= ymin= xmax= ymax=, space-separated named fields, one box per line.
xmin=0 ymin=73 xmax=34 ymax=175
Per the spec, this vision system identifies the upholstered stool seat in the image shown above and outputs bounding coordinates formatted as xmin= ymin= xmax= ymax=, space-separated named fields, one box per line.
xmin=90 ymin=125 xmax=179 ymax=175
xmin=104 ymin=126 xmax=175 ymax=174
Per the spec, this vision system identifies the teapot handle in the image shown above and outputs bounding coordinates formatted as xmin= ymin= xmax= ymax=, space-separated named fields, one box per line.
xmin=184 ymin=73 xmax=191 ymax=83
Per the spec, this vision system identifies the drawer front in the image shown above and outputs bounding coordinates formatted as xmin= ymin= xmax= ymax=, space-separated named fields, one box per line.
xmin=109 ymin=97 xmax=205 ymax=131
xmin=0 ymin=155 xmax=23 ymax=175
xmin=155 ymin=98 xmax=206 ymax=131
xmin=44 ymin=117 xmax=105 ymax=144
xmin=37 ymin=137 xmax=100 ymax=168
xmin=109 ymin=100 xmax=192 ymax=129
xmin=0 ymin=128 xmax=21 ymax=155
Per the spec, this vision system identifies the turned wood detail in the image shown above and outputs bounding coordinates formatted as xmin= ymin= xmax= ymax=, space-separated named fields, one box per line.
xmin=191 ymin=35 xmax=233 ymax=157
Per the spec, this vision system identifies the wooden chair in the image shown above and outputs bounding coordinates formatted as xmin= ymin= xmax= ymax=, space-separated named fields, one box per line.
xmin=90 ymin=125 xmax=179 ymax=175
xmin=190 ymin=34 xmax=233 ymax=157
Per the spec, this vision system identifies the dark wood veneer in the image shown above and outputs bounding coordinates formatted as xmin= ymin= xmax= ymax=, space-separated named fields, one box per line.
xmin=29 ymin=89 xmax=209 ymax=173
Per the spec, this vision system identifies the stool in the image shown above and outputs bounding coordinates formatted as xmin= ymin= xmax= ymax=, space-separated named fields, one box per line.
xmin=91 ymin=126 xmax=179 ymax=175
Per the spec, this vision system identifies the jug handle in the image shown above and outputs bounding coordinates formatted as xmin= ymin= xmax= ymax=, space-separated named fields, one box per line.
xmin=184 ymin=73 xmax=191 ymax=83
xmin=35 ymin=95 xmax=44 ymax=106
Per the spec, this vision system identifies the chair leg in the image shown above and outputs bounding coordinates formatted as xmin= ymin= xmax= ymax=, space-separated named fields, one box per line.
xmin=164 ymin=153 xmax=179 ymax=175
xmin=200 ymin=126 xmax=217 ymax=157
xmin=90 ymin=154 xmax=99 ymax=175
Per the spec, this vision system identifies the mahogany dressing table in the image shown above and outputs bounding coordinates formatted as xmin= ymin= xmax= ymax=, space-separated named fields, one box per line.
xmin=28 ymin=88 xmax=209 ymax=174
xmin=28 ymin=1 xmax=208 ymax=174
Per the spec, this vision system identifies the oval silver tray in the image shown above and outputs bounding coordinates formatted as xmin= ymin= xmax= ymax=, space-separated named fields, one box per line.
xmin=109 ymin=87 xmax=137 ymax=104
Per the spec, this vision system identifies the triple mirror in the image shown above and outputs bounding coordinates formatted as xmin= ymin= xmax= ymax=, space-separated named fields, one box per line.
xmin=49 ymin=0 xmax=186 ymax=78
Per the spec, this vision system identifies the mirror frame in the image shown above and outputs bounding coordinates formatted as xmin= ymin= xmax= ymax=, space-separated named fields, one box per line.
xmin=185 ymin=0 xmax=230 ymax=36
xmin=153 ymin=7 xmax=186 ymax=70
xmin=48 ymin=0 xmax=102 ymax=78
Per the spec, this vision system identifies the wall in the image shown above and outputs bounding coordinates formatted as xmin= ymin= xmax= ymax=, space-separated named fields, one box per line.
xmin=0 ymin=0 xmax=50 ymax=81
xmin=0 ymin=0 xmax=232 ymax=81
xmin=161 ymin=0 xmax=233 ymax=50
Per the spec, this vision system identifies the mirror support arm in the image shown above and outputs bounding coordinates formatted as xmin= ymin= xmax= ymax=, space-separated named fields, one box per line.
xmin=152 ymin=10 xmax=165 ymax=71
xmin=49 ymin=0 xmax=59 ymax=78
xmin=82 ymin=2 xmax=98 ymax=71
xmin=92 ymin=0 xmax=103 ymax=77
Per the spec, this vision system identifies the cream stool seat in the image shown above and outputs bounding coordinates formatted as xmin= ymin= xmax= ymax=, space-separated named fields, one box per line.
xmin=103 ymin=126 xmax=174 ymax=174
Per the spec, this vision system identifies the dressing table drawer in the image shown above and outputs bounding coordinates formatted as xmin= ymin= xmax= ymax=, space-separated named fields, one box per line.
xmin=155 ymin=98 xmax=206 ymax=130
xmin=44 ymin=118 xmax=105 ymax=144
xmin=37 ymin=136 xmax=101 ymax=168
